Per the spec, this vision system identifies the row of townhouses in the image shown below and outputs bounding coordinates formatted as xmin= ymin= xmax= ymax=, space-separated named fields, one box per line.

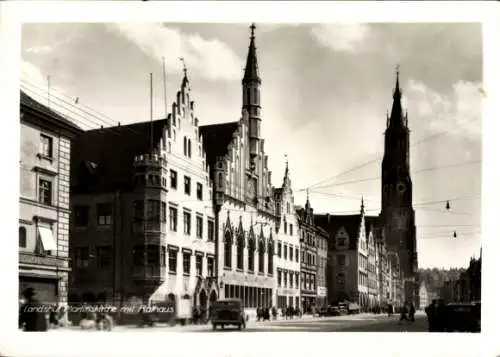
xmin=19 ymin=25 xmax=415 ymax=320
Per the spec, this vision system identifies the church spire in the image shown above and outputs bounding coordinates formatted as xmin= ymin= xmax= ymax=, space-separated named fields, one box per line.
xmin=243 ymin=23 xmax=261 ymax=84
xmin=360 ymin=195 xmax=365 ymax=215
xmin=180 ymin=57 xmax=189 ymax=89
xmin=389 ymin=65 xmax=404 ymax=128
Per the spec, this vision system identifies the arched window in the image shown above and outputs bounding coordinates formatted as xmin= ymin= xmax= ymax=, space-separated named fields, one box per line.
xmin=258 ymin=239 xmax=265 ymax=273
xmin=236 ymin=232 xmax=244 ymax=270
xmin=183 ymin=137 xmax=187 ymax=156
xmin=248 ymin=235 xmax=255 ymax=272
xmin=188 ymin=139 xmax=192 ymax=158
xmin=267 ymin=239 xmax=274 ymax=275
xmin=224 ymin=231 xmax=232 ymax=268
xmin=19 ymin=226 xmax=26 ymax=248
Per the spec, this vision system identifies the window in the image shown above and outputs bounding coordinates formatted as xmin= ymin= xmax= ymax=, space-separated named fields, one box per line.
xmin=161 ymin=202 xmax=167 ymax=222
xmin=295 ymin=273 xmax=299 ymax=288
xmin=283 ymin=244 xmax=288 ymax=260
xmin=96 ymin=246 xmax=112 ymax=268
xmin=289 ymin=224 xmax=293 ymax=235
xmin=196 ymin=216 xmax=203 ymax=238
xmin=284 ymin=218 xmax=287 ymax=234
xmin=248 ymin=236 xmax=255 ymax=272
xmin=147 ymin=200 xmax=160 ymax=221
xmin=287 ymin=203 xmax=290 ymax=213
xmin=168 ymin=249 xmax=177 ymax=273
xmin=301 ymin=272 xmax=306 ymax=289
xmin=196 ymin=255 xmax=203 ymax=276
xmin=133 ymin=201 xmax=144 ymax=220
xmin=183 ymin=211 xmax=191 ymax=235
xmin=184 ymin=176 xmax=191 ymax=195
xmin=236 ymin=232 xmax=244 ymax=270
xmin=278 ymin=270 xmax=282 ymax=286
xmin=183 ymin=252 xmax=191 ymax=275
xmin=97 ymin=203 xmax=112 ymax=225
xmin=19 ymin=227 xmax=26 ymax=248
xmin=183 ymin=136 xmax=187 ymax=156
xmin=289 ymin=246 xmax=293 ymax=261
xmin=169 ymin=207 xmax=177 ymax=231
xmin=224 ymin=231 xmax=232 ymax=268
xmin=207 ymin=220 xmax=214 ymax=242
xmin=40 ymin=134 xmax=53 ymax=158
xmin=258 ymin=240 xmax=265 ymax=273
xmin=283 ymin=271 xmax=288 ymax=287
xmin=207 ymin=256 xmax=214 ymax=277
xmin=38 ymin=178 xmax=52 ymax=205
xmin=188 ymin=139 xmax=192 ymax=158
xmin=170 ymin=170 xmax=178 ymax=189
xmin=196 ymin=183 xmax=203 ymax=201
xmin=75 ymin=247 xmax=89 ymax=268
xmin=74 ymin=205 xmax=89 ymax=227
xmin=337 ymin=237 xmax=347 ymax=247
xmin=133 ymin=246 xmax=144 ymax=265
xmin=267 ymin=240 xmax=274 ymax=275
xmin=277 ymin=242 xmax=282 ymax=258
xmin=160 ymin=246 xmax=166 ymax=266
xmin=295 ymin=248 xmax=299 ymax=262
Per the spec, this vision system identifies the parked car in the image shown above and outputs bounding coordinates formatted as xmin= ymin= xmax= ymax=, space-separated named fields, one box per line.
xmin=319 ymin=305 xmax=341 ymax=317
xmin=211 ymin=299 xmax=246 ymax=330
xmin=444 ymin=302 xmax=480 ymax=332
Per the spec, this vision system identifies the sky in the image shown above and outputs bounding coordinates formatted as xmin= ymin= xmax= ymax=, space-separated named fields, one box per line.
xmin=20 ymin=22 xmax=482 ymax=269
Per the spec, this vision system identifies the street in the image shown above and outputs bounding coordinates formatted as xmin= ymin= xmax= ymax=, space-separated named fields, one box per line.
xmin=52 ymin=312 xmax=429 ymax=333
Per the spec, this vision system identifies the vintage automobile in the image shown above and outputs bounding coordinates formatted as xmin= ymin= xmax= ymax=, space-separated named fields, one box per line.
xmin=211 ymin=299 xmax=246 ymax=330
xmin=444 ymin=302 xmax=481 ymax=332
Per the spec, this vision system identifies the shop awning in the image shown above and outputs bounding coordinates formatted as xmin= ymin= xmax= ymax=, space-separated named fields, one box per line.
xmin=149 ymin=282 xmax=170 ymax=303
xmin=38 ymin=227 xmax=57 ymax=251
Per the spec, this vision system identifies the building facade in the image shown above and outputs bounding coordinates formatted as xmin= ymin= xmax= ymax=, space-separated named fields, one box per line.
xmin=380 ymin=70 xmax=418 ymax=304
xmin=315 ymin=226 xmax=329 ymax=308
xmin=274 ymin=163 xmax=301 ymax=310
xmin=199 ymin=24 xmax=278 ymax=318
xmin=296 ymin=198 xmax=318 ymax=313
xmin=69 ymin=72 xmax=218 ymax=312
xmin=19 ymin=91 xmax=82 ymax=308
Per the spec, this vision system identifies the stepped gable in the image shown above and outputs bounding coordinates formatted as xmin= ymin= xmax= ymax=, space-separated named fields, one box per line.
xmin=71 ymin=119 xmax=168 ymax=193
xmin=199 ymin=121 xmax=240 ymax=179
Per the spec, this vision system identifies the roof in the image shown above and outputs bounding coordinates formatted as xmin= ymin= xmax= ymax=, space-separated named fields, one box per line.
xmin=315 ymin=214 xmax=362 ymax=250
xmin=20 ymin=90 xmax=83 ymax=134
xmin=71 ymin=119 xmax=168 ymax=193
xmin=364 ymin=215 xmax=380 ymax=238
xmin=199 ymin=122 xmax=239 ymax=178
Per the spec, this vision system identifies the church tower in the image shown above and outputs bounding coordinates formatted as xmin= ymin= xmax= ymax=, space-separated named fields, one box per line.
xmin=380 ymin=68 xmax=418 ymax=302
xmin=243 ymin=23 xmax=262 ymax=172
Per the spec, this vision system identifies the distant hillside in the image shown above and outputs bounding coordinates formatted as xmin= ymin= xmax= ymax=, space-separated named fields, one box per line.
xmin=418 ymin=267 xmax=465 ymax=293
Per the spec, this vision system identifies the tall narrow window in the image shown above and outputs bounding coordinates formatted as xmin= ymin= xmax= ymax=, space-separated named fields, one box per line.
xmin=168 ymin=248 xmax=177 ymax=273
xmin=236 ymin=232 xmax=244 ymax=270
xmin=248 ymin=236 xmax=255 ymax=272
xmin=39 ymin=178 xmax=52 ymax=205
xmin=224 ymin=231 xmax=232 ymax=268
xmin=196 ymin=183 xmax=203 ymax=201
xmin=188 ymin=139 xmax=192 ymax=158
xmin=207 ymin=220 xmax=214 ymax=242
xmin=267 ymin=240 xmax=274 ymax=275
xmin=169 ymin=207 xmax=177 ymax=231
xmin=196 ymin=216 xmax=203 ymax=238
xmin=183 ymin=137 xmax=187 ymax=156
xmin=183 ymin=211 xmax=191 ymax=235
xmin=183 ymin=252 xmax=191 ymax=275
xmin=184 ymin=176 xmax=191 ymax=195
xmin=40 ymin=134 xmax=53 ymax=158
xmin=258 ymin=239 xmax=265 ymax=273
xmin=170 ymin=170 xmax=178 ymax=189
xmin=19 ymin=227 xmax=26 ymax=248
xmin=207 ymin=256 xmax=214 ymax=277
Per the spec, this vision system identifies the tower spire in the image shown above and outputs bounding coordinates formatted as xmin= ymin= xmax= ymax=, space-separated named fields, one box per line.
xmin=360 ymin=195 xmax=365 ymax=215
xmin=180 ymin=57 xmax=189 ymax=88
xmin=389 ymin=64 xmax=404 ymax=128
xmin=243 ymin=23 xmax=260 ymax=83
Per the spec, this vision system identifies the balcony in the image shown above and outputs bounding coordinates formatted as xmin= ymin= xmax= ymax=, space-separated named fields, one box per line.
xmin=132 ymin=264 xmax=166 ymax=281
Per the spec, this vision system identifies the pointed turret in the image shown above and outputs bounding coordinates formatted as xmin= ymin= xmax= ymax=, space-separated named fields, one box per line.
xmin=360 ymin=195 xmax=365 ymax=216
xmin=388 ymin=66 xmax=405 ymax=128
xmin=243 ymin=23 xmax=261 ymax=84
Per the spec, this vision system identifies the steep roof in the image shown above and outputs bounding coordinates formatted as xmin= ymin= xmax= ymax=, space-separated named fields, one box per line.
xmin=199 ymin=121 xmax=239 ymax=179
xmin=364 ymin=215 xmax=380 ymax=237
xmin=71 ymin=119 xmax=168 ymax=193
xmin=20 ymin=90 xmax=83 ymax=135
xmin=315 ymin=213 xmax=362 ymax=250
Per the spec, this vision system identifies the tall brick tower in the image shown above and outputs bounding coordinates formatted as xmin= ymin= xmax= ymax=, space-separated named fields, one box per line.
xmin=380 ymin=68 xmax=419 ymax=304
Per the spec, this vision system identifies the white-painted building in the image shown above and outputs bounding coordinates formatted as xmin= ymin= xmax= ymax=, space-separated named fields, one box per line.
xmin=274 ymin=163 xmax=301 ymax=309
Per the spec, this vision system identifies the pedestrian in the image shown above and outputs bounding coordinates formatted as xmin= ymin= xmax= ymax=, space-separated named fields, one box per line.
xmin=409 ymin=302 xmax=416 ymax=323
xmin=425 ymin=300 xmax=437 ymax=332
xmin=398 ymin=301 xmax=409 ymax=325
xmin=19 ymin=287 xmax=48 ymax=332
